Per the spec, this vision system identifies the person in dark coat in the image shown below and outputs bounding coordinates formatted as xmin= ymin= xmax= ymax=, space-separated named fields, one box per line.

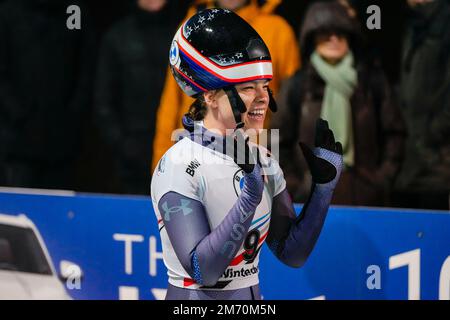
xmin=0 ymin=0 xmax=94 ymax=190
xmin=394 ymin=0 xmax=450 ymax=210
xmin=271 ymin=1 xmax=406 ymax=206
xmin=94 ymin=0 xmax=179 ymax=195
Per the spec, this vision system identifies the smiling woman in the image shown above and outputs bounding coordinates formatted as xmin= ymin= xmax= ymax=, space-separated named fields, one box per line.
xmin=199 ymin=80 xmax=270 ymax=135
xmin=150 ymin=8 xmax=344 ymax=300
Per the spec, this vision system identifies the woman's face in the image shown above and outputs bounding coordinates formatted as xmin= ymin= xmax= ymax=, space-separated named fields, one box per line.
xmin=212 ymin=80 xmax=270 ymax=132
xmin=238 ymin=80 xmax=270 ymax=132
xmin=315 ymin=31 xmax=349 ymax=65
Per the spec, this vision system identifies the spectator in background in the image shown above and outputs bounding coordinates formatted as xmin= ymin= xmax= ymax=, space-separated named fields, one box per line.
xmin=94 ymin=0 xmax=179 ymax=195
xmin=0 ymin=0 xmax=94 ymax=190
xmin=272 ymin=1 xmax=405 ymax=206
xmin=151 ymin=0 xmax=300 ymax=171
xmin=395 ymin=0 xmax=450 ymax=210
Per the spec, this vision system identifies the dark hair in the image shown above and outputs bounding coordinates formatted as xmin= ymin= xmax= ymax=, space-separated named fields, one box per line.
xmin=186 ymin=94 xmax=207 ymax=121
xmin=300 ymin=1 xmax=363 ymax=60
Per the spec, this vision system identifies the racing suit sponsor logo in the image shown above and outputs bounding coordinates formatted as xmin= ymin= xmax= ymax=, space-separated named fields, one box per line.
xmin=161 ymin=199 xmax=193 ymax=222
xmin=185 ymin=159 xmax=201 ymax=177
xmin=233 ymin=169 xmax=245 ymax=196
xmin=222 ymin=266 xmax=259 ymax=279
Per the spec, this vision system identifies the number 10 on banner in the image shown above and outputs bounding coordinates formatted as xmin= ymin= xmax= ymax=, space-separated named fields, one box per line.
xmin=389 ymin=249 xmax=450 ymax=300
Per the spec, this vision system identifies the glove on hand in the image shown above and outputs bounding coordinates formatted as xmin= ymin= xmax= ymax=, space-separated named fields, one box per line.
xmin=299 ymin=118 xmax=343 ymax=184
xmin=226 ymin=129 xmax=262 ymax=174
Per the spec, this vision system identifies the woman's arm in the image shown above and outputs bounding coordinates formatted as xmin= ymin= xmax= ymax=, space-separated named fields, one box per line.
xmin=267 ymin=119 xmax=343 ymax=267
xmin=159 ymin=164 xmax=264 ymax=287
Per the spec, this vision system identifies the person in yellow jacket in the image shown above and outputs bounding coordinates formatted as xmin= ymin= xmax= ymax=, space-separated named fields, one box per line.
xmin=151 ymin=0 xmax=300 ymax=170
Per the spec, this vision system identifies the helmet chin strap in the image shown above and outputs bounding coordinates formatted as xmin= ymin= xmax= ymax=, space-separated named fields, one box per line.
xmin=268 ymin=88 xmax=278 ymax=112
xmin=224 ymin=86 xmax=247 ymax=130
xmin=223 ymin=85 xmax=278 ymax=131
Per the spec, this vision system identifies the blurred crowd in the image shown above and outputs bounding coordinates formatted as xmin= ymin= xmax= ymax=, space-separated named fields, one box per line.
xmin=0 ymin=0 xmax=448 ymax=210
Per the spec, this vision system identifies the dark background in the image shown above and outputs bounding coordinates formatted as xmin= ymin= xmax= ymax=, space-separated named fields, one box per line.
xmin=0 ymin=0 xmax=411 ymax=195
xmin=78 ymin=0 xmax=408 ymax=194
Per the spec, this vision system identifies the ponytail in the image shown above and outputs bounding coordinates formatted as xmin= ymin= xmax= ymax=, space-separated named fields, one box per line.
xmin=186 ymin=94 xmax=207 ymax=121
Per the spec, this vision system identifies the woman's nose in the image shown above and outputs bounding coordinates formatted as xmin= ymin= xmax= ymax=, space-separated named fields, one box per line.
xmin=255 ymin=86 xmax=269 ymax=102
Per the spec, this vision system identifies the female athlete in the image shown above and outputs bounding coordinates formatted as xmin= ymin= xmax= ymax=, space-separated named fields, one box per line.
xmin=151 ymin=8 xmax=343 ymax=300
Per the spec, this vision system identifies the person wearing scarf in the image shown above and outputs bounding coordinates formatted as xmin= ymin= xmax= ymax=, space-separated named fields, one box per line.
xmin=272 ymin=1 xmax=405 ymax=206
xmin=311 ymin=50 xmax=357 ymax=167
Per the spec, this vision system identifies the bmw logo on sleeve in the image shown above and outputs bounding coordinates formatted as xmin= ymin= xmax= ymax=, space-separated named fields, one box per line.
xmin=233 ymin=169 xmax=245 ymax=197
xmin=169 ymin=40 xmax=180 ymax=66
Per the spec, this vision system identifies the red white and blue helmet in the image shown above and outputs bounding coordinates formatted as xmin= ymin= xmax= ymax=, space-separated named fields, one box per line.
xmin=169 ymin=8 xmax=273 ymax=97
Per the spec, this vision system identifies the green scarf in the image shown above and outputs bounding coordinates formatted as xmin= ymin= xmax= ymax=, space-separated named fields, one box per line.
xmin=311 ymin=51 xmax=357 ymax=167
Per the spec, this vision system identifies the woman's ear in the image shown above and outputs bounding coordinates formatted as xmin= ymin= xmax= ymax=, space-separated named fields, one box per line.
xmin=204 ymin=90 xmax=218 ymax=109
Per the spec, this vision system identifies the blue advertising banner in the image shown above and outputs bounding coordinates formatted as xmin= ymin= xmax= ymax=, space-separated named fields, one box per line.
xmin=0 ymin=188 xmax=449 ymax=300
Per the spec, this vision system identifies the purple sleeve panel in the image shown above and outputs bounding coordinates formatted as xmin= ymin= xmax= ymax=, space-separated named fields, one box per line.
xmin=159 ymin=165 xmax=264 ymax=287
xmin=266 ymin=185 xmax=333 ymax=268
xmin=267 ymin=147 xmax=343 ymax=268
